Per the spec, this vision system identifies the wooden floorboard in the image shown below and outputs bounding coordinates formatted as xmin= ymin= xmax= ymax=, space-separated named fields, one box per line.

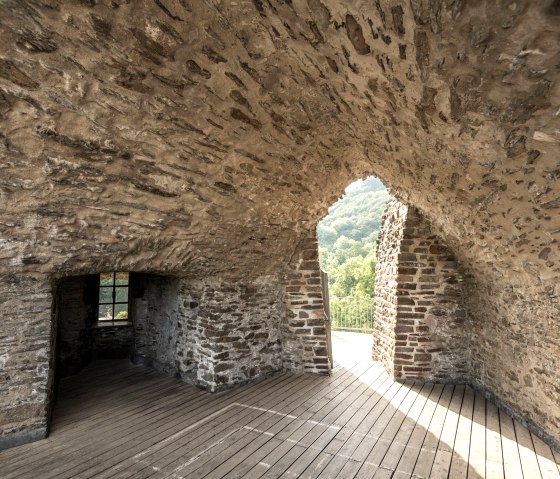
xmin=500 ymin=408 xmax=524 ymax=479
xmin=409 ymin=384 xmax=455 ymax=478
xmin=391 ymin=383 xmax=444 ymax=478
xmin=0 ymin=332 xmax=557 ymax=479
xmin=422 ymin=384 xmax=465 ymax=478
xmin=485 ymin=399 xmax=504 ymax=479
xmin=531 ymin=433 xmax=560 ymax=479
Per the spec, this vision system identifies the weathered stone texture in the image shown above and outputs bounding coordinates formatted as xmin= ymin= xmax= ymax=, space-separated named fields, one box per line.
xmin=92 ymin=323 xmax=133 ymax=360
xmin=0 ymin=274 xmax=53 ymax=449
xmin=177 ymin=277 xmax=285 ymax=391
xmin=466 ymin=278 xmax=560 ymax=450
xmin=282 ymin=235 xmax=330 ymax=375
xmin=372 ymin=198 xmax=406 ymax=375
xmin=131 ymin=274 xmax=180 ymax=376
xmin=0 ymin=0 xmax=559 ymax=448
xmin=132 ymin=274 xmax=286 ymax=391
xmin=374 ymin=196 xmax=466 ymax=381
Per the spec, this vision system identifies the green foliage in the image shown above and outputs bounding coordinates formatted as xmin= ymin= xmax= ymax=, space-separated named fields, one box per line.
xmin=330 ymin=296 xmax=374 ymax=332
xmin=317 ymin=177 xmax=388 ymax=299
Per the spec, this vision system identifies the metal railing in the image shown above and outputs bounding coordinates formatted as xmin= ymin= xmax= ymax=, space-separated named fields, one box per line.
xmin=320 ymin=269 xmax=333 ymax=369
xmin=329 ymin=296 xmax=374 ymax=333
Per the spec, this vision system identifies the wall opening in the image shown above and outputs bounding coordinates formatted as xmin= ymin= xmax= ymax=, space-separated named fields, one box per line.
xmin=54 ymin=273 xmax=134 ymax=379
xmin=317 ymin=176 xmax=388 ymax=364
xmin=316 ymin=178 xmax=468 ymax=381
xmin=50 ymin=272 xmax=184 ymax=429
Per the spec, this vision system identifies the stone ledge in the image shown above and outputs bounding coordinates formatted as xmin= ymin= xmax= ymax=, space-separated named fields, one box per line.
xmin=0 ymin=426 xmax=47 ymax=451
xmin=93 ymin=321 xmax=133 ymax=328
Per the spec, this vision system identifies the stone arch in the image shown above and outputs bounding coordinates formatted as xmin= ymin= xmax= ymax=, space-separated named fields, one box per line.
xmin=305 ymin=177 xmax=468 ymax=383
xmin=0 ymin=0 xmax=558 ymax=451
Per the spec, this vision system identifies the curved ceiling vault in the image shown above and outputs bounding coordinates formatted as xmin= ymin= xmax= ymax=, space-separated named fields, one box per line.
xmin=0 ymin=0 xmax=557 ymax=283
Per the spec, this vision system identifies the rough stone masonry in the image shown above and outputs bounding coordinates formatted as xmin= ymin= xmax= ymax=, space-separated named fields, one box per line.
xmin=0 ymin=0 xmax=559 ymax=451
xmin=373 ymin=196 xmax=467 ymax=382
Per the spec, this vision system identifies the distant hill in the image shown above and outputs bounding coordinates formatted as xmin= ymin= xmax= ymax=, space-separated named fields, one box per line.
xmin=317 ymin=177 xmax=388 ymax=298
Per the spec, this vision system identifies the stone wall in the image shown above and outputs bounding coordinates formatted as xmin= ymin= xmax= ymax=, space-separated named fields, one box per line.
xmin=0 ymin=0 xmax=559 ymax=450
xmin=372 ymin=198 xmax=407 ymax=375
xmin=466 ymin=279 xmax=560 ymax=451
xmin=130 ymin=274 xmax=286 ymax=392
xmin=373 ymin=196 xmax=467 ymax=381
xmin=0 ymin=274 xmax=53 ymax=450
xmin=131 ymin=274 xmax=180 ymax=375
xmin=177 ymin=277 xmax=284 ymax=391
xmin=395 ymin=206 xmax=467 ymax=380
xmin=282 ymin=236 xmax=330 ymax=375
xmin=93 ymin=324 xmax=133 ymax=360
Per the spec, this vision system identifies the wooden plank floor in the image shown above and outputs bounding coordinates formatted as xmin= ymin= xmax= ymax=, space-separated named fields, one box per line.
xmin=1 ymin=332 xmax=559 ymax=478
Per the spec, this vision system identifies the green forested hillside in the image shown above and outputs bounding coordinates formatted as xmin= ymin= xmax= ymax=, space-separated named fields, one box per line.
xmin=317 ymin=177 xmax=388 ymax=298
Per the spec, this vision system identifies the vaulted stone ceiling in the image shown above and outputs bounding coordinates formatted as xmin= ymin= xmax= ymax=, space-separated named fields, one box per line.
xmin=1 ymin=0 xmax=557 ymax=280
xmin=1 ymin=0 xmax=559 ymax=444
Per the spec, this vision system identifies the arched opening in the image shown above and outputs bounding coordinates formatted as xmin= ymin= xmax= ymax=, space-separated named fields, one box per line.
xmin=317 ymin=176 xmax=388 ymax=366
xmin=314 ymin=174 xmax=468 ymax=384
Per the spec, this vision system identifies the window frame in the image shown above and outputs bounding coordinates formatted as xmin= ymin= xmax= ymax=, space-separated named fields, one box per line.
xmin=97 ymin=272 xmax=130 ymax=325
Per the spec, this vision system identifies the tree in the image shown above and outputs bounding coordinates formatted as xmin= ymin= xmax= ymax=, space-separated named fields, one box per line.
xmin=317 ymin=176 xmax=387 ymax=300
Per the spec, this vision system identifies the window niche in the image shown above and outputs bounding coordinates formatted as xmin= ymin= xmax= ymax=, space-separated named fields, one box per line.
xmin=55 ymin=272 xmax=134 ymax=377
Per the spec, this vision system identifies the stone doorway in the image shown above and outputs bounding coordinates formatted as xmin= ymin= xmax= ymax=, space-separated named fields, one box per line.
xmin=317 ymin=176 xmax=388 ymax=364
xmin=316 ymin=175 xmax=467 ymax=382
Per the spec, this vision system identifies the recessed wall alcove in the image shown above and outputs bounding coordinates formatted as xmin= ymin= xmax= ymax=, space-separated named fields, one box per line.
xmin=43 ymin=268 xmax=323 ymax=444
xmin=52 ymin=271 xmax=281 ymax=389
xmin=54 ymin=273 xmax=181 ymax=380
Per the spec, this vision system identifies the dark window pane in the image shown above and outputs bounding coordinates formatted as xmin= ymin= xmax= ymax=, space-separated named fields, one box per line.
xmin=99 ymin=303 xmax=113 ymax=321
xmin=100 ymin=272 xmax=113 ymax=287
xmin=99 ymin=287 xmax=113 ymax=304
xmin=114 ymin=304 xmax=128 ymax=320
xmin=115 ymin=287 xmax=128 ymax=303
xmin=115 ymin=272 xmax=129 ymax=286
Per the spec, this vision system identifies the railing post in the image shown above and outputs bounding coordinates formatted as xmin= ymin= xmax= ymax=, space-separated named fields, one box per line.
xmin=320 ymin=269 xmax=333 ymax=369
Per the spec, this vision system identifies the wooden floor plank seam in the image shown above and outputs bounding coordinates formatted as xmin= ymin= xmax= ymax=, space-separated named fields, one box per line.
xmin=155 ymin=364 xmax=384 ymax=477
xmin=205 ymin=366 xmax=389 ymax=479
xmin=219 ymin=372 xmax=393 ymax=479
xmin=4 ymin=373 xmax=300 ymax=479
xmin=0 ymin=332 xmax=556 ymax=479
xmin=238 ymin=370 xmax=396 ymax=474
xmin=50 ymin=373 xmax=308 ymax=479
xmin=391 ymin=383 xmax=445 ymax=477
xmin=89 ymin=362 xmax=374 ymax=477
